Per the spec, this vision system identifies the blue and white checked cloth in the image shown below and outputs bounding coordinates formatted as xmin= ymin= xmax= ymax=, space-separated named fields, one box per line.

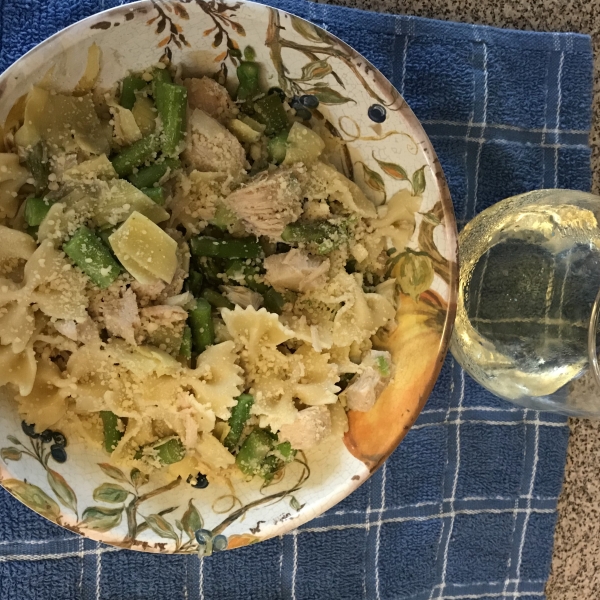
xmin=0 ymin=0 xmax=593 ymax=598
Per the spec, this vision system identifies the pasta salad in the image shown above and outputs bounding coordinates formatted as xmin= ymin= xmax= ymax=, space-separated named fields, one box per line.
xmin=0 ymin=54 xmax=402 ymax=485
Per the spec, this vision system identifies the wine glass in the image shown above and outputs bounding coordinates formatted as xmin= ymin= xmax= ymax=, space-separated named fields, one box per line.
xmin=450 ymin=188 xmax=600 ymax=416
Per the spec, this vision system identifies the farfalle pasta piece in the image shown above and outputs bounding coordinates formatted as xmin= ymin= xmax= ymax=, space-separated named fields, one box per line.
xmin=23 ymin=241 xmax=88 ymax=320
xmin=292 ymin=345 xmax=340 ymax=406
xmin=311 ymin=271 xmax=395 ymax=348
xmin=185 ymin=341 xmax=244 ymax=420
xmin=132 ymin=377 xmax=216 ymax=451
xmin=0 ymin=344 xmax=36 ymax=396
xmin=250 ymin=374 xmax=299 ymax=432
xmin=0 ymin=225 xmax=37 ymax=266
xmin=304 ymin=161 xmax=377 ymax=218
xmin=222 ymin=305 xmax=299 ymax=430
xmin=16 ymin=358 xmax=75 ymax=431
xmin=0 ymin=154 xmax=30 ymax=219
xmin=104 ymin=339 xmax=181 ymax=378
xmin=280 ymin=314 xmax=334 ymax=352
xmin=195 ymin=432 xmax=235 ymax=472
xmin=221 ymin=305 xmax=294 ymax=356
xmin=370 ymin=188 xmax=423 ymax=252
xmin=0 ymin=302 xmax=35 ymax=353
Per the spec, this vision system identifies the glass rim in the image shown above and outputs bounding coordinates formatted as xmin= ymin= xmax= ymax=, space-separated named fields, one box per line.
xmin=588 ymin=287 xmax=600 ymax=389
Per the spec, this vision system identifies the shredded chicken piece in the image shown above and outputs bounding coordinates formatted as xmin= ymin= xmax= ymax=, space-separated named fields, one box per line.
xmin=183 ymin=77 xmax=237 ymax=124
xmin=137 ymin=305 xmax=188 ymax=348
xmin=224 ymin=166 xmax=305 ymax=239
xmin=162 ymin=242 xmax=189 ymax=298
xmin=164 ymin=292 xmax=193 ymax=307
xmin=278 ymin=406 xmax=332 ymax=450
xmin=221 ymin=285 xmax=263 ymax=310
xmin=345 ymin=350 xmax=392 ymax=412
xmin=102 ymin=288 xmax=140 ymax=345
xmin=264 ymin=249 xmax=330 ymax=293
xmin=76 ymin=318 xmax=101 ymax=345
xmin=54 ymin=320 xmax=78 ymax=341
xmin=130 ymin=279 xmax=167 ymax=307
xmin=139 ymin=305 xmax=188 ymax=328
xmin=183 ymin=109 xmax=246 ymax=177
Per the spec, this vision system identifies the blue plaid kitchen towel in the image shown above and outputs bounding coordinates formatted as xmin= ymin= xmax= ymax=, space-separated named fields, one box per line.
xmin=0 ymin=0 xmax=593 ymax=599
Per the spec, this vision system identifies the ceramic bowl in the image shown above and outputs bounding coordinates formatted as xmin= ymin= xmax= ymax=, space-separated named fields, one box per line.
xmin=0 ymin=0 xmax=457 ymax=554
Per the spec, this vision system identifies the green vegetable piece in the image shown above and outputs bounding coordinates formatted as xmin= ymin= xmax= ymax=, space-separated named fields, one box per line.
xmin=260 ymin=454 xmax=281 ymax=482
xmin=275 ymin=441 xmax=296 ymax=463
xmin=155 ymin=82 xmax=187 ymax=156
xmin=262 ymin=441 xmax=296 ymax=481
xmin=267 ymin=130 xmax=288 ymax=164
xmin=141 ymin=186 xmax=165 ymax=205
xmin=236 ymin=61 xmax=261 ymax=102
xmin=225 ymin=260 xmax=267 ymax=293
xmin=179 ymin=325 xmax=192 ymax=360
xmin=24 ymin=197 xmax=52 ymax=227
xmin=190 ymin=236 xmax=263 ymax=260
xmin=224 ymin=393 xmax=255 ymax=452
xmin=180 ymin=325 xmax=192 ymax=360
xmin=151 ymin=67 xmax=172 ymax=98
xmin=211 ymin=203 xmax=237 ymax=231
xmin=376 ymin=355 xmax=390 ymax=377
xmin=186 ymin=270 xmax=204 ymax=297
xmin=253 ymin=94 xmax=289 ymax=136
xmin=188 ymin=298 xmax=215 ymax=354
xmin=263 ymin=287 xmax=285 ymax=315
xmin=154 ymin=437 xmax=186 ymax=465
xmin=225 ymin=260 xmax=269 ymax=294
xmin=202 ymin=288 xmax=234 ymax=310
xmin=196 ymin=257 xmax=222 ymax=286
xmin=100 ymin=411 xmax=124 ymax=453
xmin=128 ymin=158 xmax=180 ymax=188
xmin=63 ymin=226 xmax=121 ymax=289
xmin=120 ymin=75 xmax=147 ymax=110
xmin=111 ymin=134 xmax=161 ymax=177
xmin=281 ymin=220 xmax=347 ymax=255
xmin=235 ymin=429 xmax=274 ymax=476
xmin=224 ymin=259 xmax=247 ymax=279
xmin=26 ymin=141 xmax=49 ymax=193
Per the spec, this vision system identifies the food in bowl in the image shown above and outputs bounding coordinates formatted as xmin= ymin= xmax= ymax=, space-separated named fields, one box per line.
xmin=0 ymin=52 xmax=401 ymax=485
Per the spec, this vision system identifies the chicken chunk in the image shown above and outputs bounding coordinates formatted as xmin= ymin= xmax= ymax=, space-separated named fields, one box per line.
xmin=345 ymin=350 xmax=393 ymax=412
xmin=264 ymin=249 xmax=329 ymax=293
xmin=221 ymin=285 xmax=263 ymax=310
xmin=162 ymin=242 xmax=189 ymax=298
xmin=137 ymin=305 xmax=188 ymax=352
xmin=54 ymin=319 xmax=78 ymax=341
xmin=278 ymin=406 xmax=332 ymax=451
xmin=102 ymin=288 xmax=140 ymax=345
xmin=183 ymin=109 xmax=246 ymax=177
xmin=183 ymin=77 xmax=237 ymax=124
xmin=224 ymin=167 xmax=305 ymax=240
xmin=130 ymin=279 xmax=167 ymax=307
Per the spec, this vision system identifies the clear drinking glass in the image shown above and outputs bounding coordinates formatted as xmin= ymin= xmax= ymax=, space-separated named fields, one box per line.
xmin=450 ymin=188 xmax=600 ymax=417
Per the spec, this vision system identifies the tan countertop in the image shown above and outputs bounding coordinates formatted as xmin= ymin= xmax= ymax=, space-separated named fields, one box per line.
xmin=319 ymin=0 xmax=600 ymax=597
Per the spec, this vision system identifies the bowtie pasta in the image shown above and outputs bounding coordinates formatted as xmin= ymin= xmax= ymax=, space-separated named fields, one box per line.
xmin=0 ymin=55 xmax=404 ymax=485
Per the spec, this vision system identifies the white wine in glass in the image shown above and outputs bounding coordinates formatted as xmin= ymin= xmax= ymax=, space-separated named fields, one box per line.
xmin=451 ymin=189 xmax=600 ymax=416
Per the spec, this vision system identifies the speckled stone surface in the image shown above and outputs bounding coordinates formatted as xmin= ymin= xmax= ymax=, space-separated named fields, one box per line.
xmin=316 ymin=0 xmax=600 ymax=598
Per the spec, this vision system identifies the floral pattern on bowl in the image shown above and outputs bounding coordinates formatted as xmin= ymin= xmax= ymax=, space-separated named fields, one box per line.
xmin=0 ymin=0 xmax=457 ymax=554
